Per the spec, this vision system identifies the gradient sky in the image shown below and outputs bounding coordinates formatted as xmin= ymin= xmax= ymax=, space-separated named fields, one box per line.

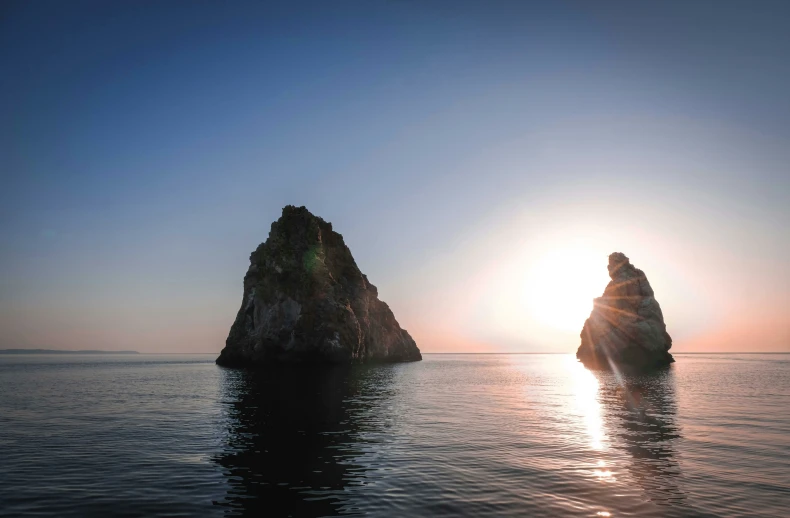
xmin=2 ymin=1 xmax=788 ymax=353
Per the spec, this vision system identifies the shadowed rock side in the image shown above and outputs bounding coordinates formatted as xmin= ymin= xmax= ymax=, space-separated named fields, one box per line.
xmin=577 ymin=253 xmax=674 ymax=370
xmin=216 ymin=206 xmax=421 ymax=367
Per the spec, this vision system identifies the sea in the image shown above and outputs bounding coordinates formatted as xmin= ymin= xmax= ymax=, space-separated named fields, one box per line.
xmin=0 ymin=353 xmax=788 ymax=517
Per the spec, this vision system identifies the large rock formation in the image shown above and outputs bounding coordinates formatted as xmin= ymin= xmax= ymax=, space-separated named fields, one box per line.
xmin=216 ymin=206 xmax=421 ymax=367
xmin=577 ymin=252 xmax=674 ymax=370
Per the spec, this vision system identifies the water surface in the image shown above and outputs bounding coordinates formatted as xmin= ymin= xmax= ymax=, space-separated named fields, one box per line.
xmin=0 ymin=353 xmax=788 ymax=517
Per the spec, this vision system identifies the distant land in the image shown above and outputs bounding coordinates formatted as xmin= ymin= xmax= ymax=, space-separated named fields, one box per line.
xmin=0 ymin=349 xmax=140 ymax=355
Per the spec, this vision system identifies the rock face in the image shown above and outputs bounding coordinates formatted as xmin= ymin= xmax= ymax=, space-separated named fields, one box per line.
xmin=577 ymin=253 xmax=674 ymax=369
xmin=216 ymin=206 xmax=421 ymax=367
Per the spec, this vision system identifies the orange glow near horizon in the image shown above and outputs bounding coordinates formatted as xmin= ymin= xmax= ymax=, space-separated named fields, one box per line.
xmin=399 ymin=199 xmax=790 ymax=354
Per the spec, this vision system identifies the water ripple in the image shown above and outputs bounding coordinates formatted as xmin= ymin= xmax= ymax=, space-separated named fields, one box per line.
xmin=1 ymin=353 xmax=788 ymax=517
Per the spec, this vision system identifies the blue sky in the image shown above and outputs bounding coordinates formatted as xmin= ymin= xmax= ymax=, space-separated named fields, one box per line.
xmin=1 ymin=1 xmax=788 ymax=352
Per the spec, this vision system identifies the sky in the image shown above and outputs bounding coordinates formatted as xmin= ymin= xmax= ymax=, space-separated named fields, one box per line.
xmin=1 ymin=0 xmax=788 ymax=353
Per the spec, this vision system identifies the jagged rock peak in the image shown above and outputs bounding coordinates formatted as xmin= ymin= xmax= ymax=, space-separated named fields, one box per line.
xmin=216 ymin=205 xmax=421 ymax=367
xmin=576 ymin=252 xmax=674 ymax=370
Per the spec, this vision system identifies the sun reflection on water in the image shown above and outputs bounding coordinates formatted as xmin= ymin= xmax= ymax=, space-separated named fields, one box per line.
xmin=566 ymin=356 xmax=606 ymax=451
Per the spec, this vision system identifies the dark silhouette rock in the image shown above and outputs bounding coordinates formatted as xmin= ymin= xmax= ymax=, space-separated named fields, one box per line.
xmin=577 ymin=252 xmax=673 ymax=370
xmin=216 ymin=206 xmax=421 ymax=367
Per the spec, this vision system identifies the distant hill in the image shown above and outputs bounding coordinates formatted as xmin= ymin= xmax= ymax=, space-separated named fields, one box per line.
xmin=0 ymin=349 xmax=140 ymax=355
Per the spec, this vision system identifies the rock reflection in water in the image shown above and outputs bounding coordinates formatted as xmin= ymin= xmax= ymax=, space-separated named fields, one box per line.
xmin=214 ymin=364 xmax=395 ymax=516
xmin=599 ymin=368 xmax=685 ymax=508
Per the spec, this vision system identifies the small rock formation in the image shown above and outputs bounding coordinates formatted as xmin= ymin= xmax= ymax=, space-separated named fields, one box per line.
xmin=577 ymin=252 xmax=674 ymax=370
xmin=216 ymin=206 xmax=421 ymax=367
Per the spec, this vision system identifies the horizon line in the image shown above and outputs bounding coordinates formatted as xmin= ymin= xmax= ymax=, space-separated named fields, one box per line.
xmin=4 ymin=350 xmax=788 ymax=355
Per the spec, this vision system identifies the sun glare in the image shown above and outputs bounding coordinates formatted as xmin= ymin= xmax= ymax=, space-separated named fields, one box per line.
xmin=522 ymin=245 xmax=607 ymax=332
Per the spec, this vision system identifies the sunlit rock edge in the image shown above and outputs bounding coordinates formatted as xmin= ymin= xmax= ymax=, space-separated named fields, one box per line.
xmin=577 ymin=252 xmax=674 ymax=370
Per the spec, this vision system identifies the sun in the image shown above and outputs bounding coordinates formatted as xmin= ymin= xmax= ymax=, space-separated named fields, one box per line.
xmin=522 ymin=245 xmax=608 ymax=332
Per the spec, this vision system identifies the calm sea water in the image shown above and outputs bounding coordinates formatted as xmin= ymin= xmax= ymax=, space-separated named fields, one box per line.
xmin=0 ymin=353 xmax=788 ymax=517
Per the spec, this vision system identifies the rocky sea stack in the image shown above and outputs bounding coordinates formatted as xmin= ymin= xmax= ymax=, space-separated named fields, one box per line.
xmin=216 ymin=206 xmax=421 ymax=367
xmin=577 ymin=252 xmax=674 ymax=370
